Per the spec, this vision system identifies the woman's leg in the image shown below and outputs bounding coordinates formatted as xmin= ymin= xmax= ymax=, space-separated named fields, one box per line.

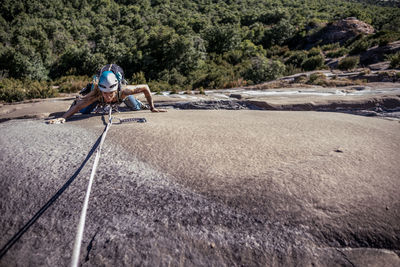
xmin=124 ymin=95 xmax=144 ymax=111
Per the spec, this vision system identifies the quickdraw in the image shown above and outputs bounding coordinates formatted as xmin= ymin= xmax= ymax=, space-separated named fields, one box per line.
xmin=115 ymin=117 xmax=147 ymax=124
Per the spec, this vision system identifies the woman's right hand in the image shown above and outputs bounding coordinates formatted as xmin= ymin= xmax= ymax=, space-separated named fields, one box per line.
xmin=47 ymin=118 xmax=66 ymax=124
xmin=151 ymin=108 xmax=167 ymax=112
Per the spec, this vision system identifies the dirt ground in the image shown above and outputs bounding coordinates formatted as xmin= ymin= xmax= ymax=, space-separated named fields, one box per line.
xmin=0 ymin=97 xmax=400 ymax=266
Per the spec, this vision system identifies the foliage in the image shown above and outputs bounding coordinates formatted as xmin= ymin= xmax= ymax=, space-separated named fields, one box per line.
xmin=53 ymin=75 xmax=91 ymax=93
xmin=0 ymin=0 xmax=399 ymax=101
xmin=345 ymin=31 xmax=400 ymax=54
xmin=307 ymin=72 xmax=328 ymax=85
xmin=377 ymin=71 xmax=400 ymax=82
xmin=284 ymin=64 xmax=303 ymax=76
xmin=348 ymin=36 xmax=371 ymax=55
xmin=50 ymin=46 xmax=107 ymax=77
xmin=386 ymin=52 xmax=400 ymax=69
xmin=0 ymin=78 xmax=57 ymax=102
xmin=304 ymin=72 xmax=366 ymax=86
xmin=321 ymin=43 xmax=340 ymax=51
xmin=202 ymin=25 xmax=241 ymax=54
xmin=285 ymin=50 xmax=308 ymax=68
xmin=308 ymin=47 xmax=322 ymax=57
xmin=242 ymin=57 xmax=286 ymax=84
xmin=338 ymin=56 xmax=360 ymax=70
xmin=301 ymin=55 xmax=325 ymax=71
xmin=148 ymin=80 xmax=172 ymax=93
xmin=130 ymin=71 xmax=147 ymax=84
xmin=374 ymin=30 xmax=400 ymax=46
xmin=326 ymin=47 xmax=349 ymax=58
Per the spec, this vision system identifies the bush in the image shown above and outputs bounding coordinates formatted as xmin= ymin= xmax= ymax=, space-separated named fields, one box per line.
xmin=378 ymin=38 xmax=390 ymax=47
xmin=242 ymin=57 xmax=285 ymax=84
xmin=148 ymin=80 xmax=171 ymax=93
xmin=377 ymin=71 xmax=399 ymax=82
xmin=191 ymin=61 xmax=238 ymax=89
xmin=301 ymin=55 xmax=325 ymax=71
xmin=284 ymin=64 xmax=303 ymax=76
xmin=386 ymin=52 xmax=400 ymax=69
xmin=130 ymin=72 xmax=147 ymax=84
xmin=349 ymin=38 xmax=370 ymax=55
xmin=53 ymin=75 xmax=91 ymax=93
xmin=202 ymin=25 xmax=241 ymax=54
xmin=326 ymin=47 xmax=349 ymax=58
xmin=374 ymin=30 xmax=400 ymax=47
xmin=307 ymin=72 xmax=327 ymax=85
xmin=266 ymin=45 xmax=290 ymax=58
xmin=321 ymin=43 xmax=340 ymax=51
xmin=293 ymin=74 xmax=308 ymax=84
xmin=285 ymin=50 xmax=307 ymax=68
xmin=338 ymin=56 xmax=360 ymax=70
xmin=25 ymin=80 xmax=57 ymax=99
xmin=308 ymin=47 xmax=322 ymax=57
xmin=52 ymin=46 xmax=107 ymax=78
xmin=159 ymin=68 xmax=187 ymax=86
xmin=0 ymin=78 xmax=57 ymax=102
xmin=0 ymin=78 xmax=26 ymax=102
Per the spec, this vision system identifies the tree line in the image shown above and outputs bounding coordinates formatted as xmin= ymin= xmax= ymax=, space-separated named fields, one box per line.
xmin=0 ymin=0 xmax=399 ymax=99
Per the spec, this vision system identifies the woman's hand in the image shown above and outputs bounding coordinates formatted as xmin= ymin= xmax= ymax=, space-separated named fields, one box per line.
xmin=47 ymin=118 xmax=66 ymax=124
xmin=151 ymin=108 xmax=167 ymax=112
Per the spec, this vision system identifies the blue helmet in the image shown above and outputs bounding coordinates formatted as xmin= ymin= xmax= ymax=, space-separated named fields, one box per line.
xmin=98 ymin=71 xmax=118 ymax=92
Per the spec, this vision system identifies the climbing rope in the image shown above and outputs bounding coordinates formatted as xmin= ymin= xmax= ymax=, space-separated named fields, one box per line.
xmin=0 ymin=107 xmax=147 ymax=264
xmin=0 ymin=126 xmax=104 ymax=261
xmin=70 ymin=107 xmax=113 ymax=267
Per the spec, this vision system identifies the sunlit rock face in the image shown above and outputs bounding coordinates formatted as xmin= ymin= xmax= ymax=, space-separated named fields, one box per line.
xmin=1 ymin=109 xmax=399 ymax=266
xmin=307 ymin=17 xmax=375 ymax=47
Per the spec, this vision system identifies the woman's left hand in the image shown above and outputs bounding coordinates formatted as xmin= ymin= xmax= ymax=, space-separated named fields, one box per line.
xmin=47 ymin=118 xmax=66 ymax=124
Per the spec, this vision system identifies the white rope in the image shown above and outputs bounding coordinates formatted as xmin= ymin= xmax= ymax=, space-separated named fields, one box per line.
xmin=70 ymin=108 xmax=113 ymax=267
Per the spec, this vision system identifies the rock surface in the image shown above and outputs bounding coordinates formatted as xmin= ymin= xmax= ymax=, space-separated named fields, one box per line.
xmin=360 ymin=41 xmax=400 ymax=66
xmin=1 ymin=101 xmax=400 ymax=266
xmin=307 ymin=17 xmax=375 ymax=47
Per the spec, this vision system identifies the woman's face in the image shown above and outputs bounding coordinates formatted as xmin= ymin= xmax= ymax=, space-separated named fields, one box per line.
xmin=102 ymin=91 xmax=116 ymax=103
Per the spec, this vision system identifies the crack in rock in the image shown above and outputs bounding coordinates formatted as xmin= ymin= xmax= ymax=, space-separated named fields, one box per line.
xmin=85 ymin=229 xmax=99 ymax=262
xmin=336 ymin=248 xmax=356 ymax=267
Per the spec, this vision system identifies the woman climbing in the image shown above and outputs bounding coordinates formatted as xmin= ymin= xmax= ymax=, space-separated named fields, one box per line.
xmin=48 ymin=64 xmax=166 ymax=124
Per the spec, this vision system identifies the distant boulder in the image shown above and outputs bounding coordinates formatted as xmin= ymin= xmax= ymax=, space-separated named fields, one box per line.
xmin=307 ymin=17 xmax=375 ymax=47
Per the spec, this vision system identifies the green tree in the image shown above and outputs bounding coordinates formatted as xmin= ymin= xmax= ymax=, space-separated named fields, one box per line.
xmin=51 ymin=45 xmax=106 ymax=77
xmin=262 ymin=19 xmax=296 ymax=47
xmin=242 ymin=56 xmax=286 ymax=83
xmin=202 ymin=25 xmax=241 ymax=54
xmin=285 ymin=50 xmax=308 ymax=68
xmin=143 ymin=26 xmax=205 ymax=79
xmin=301 ymin=55 xmax=325 ymax=71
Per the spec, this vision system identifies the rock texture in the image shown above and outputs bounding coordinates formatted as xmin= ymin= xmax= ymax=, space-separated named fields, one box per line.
xmin=0 ymin=108 xmax=400 ymax=266
xmin=360 ymin=40 xmax=400 ymax=66
xmin=1 ymin=82 xmax=400 ymax=120
xmin=308 ymin=17 xmax=375 ymax=46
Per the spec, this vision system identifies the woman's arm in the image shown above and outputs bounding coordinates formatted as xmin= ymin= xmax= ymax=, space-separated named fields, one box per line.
xmin=122 ymin=84 xmax=166 ymax=112
xmin=48 ymin=92 xmax=98 ymax=124
xmin=63 ymin=96 xmax=97 ymax=119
